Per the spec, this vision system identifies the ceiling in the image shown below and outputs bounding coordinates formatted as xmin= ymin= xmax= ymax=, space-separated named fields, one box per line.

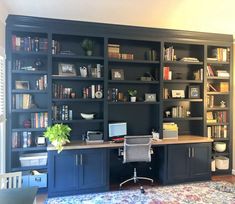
xmin=1 ymin=0 xmax=235 ymax=35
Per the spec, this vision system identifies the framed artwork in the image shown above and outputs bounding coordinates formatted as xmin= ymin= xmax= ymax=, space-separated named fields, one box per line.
xmin=58 ymin=63 xmax=76 ymax=76
xmin=172 ymin=90 xmax=185 ymax=98
xmin=145 ymin=93 xmax=156 ymax=102
xmin=188 ymin=85 xmax=200 ymax=98
xmin=15 ymin=81 xmax=30 ymax=90
xmin=111 ymin=69 xmax=124 ymax=80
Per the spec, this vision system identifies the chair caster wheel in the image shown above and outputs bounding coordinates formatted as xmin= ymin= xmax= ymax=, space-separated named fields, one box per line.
xmin=140 ymin=186 xmax=145 ymax=194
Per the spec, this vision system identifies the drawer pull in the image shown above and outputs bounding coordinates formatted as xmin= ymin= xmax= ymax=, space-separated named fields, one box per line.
xmin=188 ymin=147 xmax=191 ymax=158
xmin=75 ymin=154 xmax=78 ymax=166
xmin=80 ymin=154 xmax=83 ymax=166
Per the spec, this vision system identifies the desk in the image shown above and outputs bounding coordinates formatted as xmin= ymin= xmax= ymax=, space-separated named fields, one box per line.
xmin=47 ymin=135 xmax=213 ymax=151
xmin=0 ymin=187 xmax=38 ymax=204
xmin=47 ymin=135 xmax=213 ymax=197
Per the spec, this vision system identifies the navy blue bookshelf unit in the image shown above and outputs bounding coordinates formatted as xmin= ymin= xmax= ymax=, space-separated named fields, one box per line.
xmin=5 ymin=15 xmax=233 ymax=193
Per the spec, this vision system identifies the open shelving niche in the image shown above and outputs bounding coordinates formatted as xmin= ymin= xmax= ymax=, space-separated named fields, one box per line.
xmin=205 ymin=44 xmax=232 ymax=175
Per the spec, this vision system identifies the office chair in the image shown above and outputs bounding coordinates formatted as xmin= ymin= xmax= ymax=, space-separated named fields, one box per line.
xmin=120 ymin=135 xmax=154 ymax=189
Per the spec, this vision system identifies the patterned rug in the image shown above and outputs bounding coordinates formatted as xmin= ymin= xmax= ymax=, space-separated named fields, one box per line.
xmin=45 ymin=181 xmax=235 ymax=204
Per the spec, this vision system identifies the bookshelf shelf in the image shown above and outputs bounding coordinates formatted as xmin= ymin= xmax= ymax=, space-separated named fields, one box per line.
xmin=207 ymin=107 xmax=229 ymax=111
xmin=163 ymin=99 xmax=203 ymax=102
xmin=52 ymin=76 xmax=104 ymax=81
xmin=108 ymin=101 xmax=160 ymax=105
xmin=12 ymin=165 xmax=48 ymax=172
xmin=211 ymin=138 xmax=229 ymax=141
xmin=108 ymin=80 xmax=159 ymax=84
xmin=108 ymin=59 xmax=160 ymax=64
xmin=12 ymin=70 xmax=48 ymax=75
xmin=52 ymin=54 xmax=104 ymax=61
xmin=12 ymin=128 xmax=46 ymax=132
xmin=207 ymin=92 xmax=229 ymax=95
xmin=212 ymin=152 xmax=229 ymax=157
xmin=163 ymin=117 xmax=203 ymax=121
xmin=12 ymin=90 xmax=48 ymax=94
xmin=206 ymin=122 xmax=229 ymax=126
xmin=207 ymin=60 xmax=229 ymax=65
xmin=12 ymin=50 xmax=48 ymax=56
xmin=163 ymin=80 xmax=202 ymax=84
xmin=207 ymin=77 xmax=230 ymax=80
xmin=52 ymin=98 xmax=104 ymax=102
xmin=52 ymin=119 xmax=104 ymax=123
xmin=163 ymin=60 xmax=203 ymax=65
xmin=12 ymin=146 xmax=47 ymax=152
xmin=12 ymin=108 xmax=49 ymax=112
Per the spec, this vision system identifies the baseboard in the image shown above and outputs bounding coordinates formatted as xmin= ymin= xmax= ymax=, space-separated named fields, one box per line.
xmin=232 ymin=169 xmax=235 ymax=175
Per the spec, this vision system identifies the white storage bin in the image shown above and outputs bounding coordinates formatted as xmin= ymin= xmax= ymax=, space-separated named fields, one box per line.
xmin=20 ymin=153 xmax=48 ymax=167
xmin=215 ymin=156 xmax=229 ymax=170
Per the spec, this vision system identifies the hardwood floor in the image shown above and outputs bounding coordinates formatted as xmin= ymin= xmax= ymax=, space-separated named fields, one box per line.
xmin=36 ymin=175 xmax=235 ymax=204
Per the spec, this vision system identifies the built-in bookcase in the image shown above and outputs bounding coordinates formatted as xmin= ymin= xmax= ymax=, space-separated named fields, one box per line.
xmin=6 ymin=15 xmax=233 ymax=177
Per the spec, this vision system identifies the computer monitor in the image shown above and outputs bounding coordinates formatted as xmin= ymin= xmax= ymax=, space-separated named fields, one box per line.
xmin=108 ymin=122 xmax=127 ymax=139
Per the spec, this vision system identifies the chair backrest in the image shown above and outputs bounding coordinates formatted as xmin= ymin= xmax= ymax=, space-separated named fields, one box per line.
xmin=0 ymin=172 xmax=22 ymax=189
xmin=123 ymin=136 xmax=151 ymax=163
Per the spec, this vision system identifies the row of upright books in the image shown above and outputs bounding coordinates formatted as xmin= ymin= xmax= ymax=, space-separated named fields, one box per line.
xmin=82 ymin=84 xmax=103 ymax=99
xmin=209 ymin=48 xmax=230 ymax=62
xmin=12 ymin=131 xmax=33 ymax=148
xmin=36 ymin=75 xmax=47 ymax=90
xmin=170 ymin=106 xmax=187 ymax=118
xmin=52 ymin=84 xmax=73 ymax=99
xmin=206 ymin=65 xmax=230 ymax=77
xmin=108 ymin=44 xmax=134 ymax=60
xmin=164 ymin=46 xmax=175 ymax=61
xmin=207 ymin=82 xmax=229 ymax=92
xmin=207 ymin=111 xmax=227 ymax=123
xmin=13 ymin=94 xmax=32 ymax=109
xmin=31 ymin=112 xmax=48 ymax=128
xmin=207 ymin=125 xmax=227 ymax=138
xmin=12 ymin=35 xmax=48 ymax=52
xmin=52 ymin=105 xmax=73 ymax=121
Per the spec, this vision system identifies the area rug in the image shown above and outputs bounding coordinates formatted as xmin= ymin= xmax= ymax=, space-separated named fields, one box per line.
xmin=45 ymin=181 xmax=235 ymax=204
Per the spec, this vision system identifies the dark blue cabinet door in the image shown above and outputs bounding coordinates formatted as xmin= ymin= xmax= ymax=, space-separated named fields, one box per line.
xmin=190 ymin=143 xmax=211 ymax=178
xmin=48 ymin=150 xmax=79 ymax=196
xmin=167 ymin=144 xmax=190 ymax=182
xmin=79 ymin=149 xmax=108 ymax=189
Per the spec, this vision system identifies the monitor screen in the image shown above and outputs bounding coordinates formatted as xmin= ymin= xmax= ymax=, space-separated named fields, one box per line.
xmin=108 ymin=122 xmax=127 ymax=138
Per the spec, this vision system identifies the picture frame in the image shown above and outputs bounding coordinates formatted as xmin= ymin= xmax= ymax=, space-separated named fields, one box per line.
xmin=145 ymin=93 xmax=156 ymax=102
xmin=58 ymin=63 xmax=76 ymax=76
xmin=188 ymin=85 xmax=200 ymax=98
xmin=15 ymin=80 xmax=30 ymax=90
xmin=172 ymin=90 xmax=185 ymax=98
xmin=111 ymin=69 xmax=124 ymax=80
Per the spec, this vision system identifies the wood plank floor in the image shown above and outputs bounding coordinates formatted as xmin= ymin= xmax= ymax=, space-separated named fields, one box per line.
xmin=36 ymin=175 xmax=235 ymax=204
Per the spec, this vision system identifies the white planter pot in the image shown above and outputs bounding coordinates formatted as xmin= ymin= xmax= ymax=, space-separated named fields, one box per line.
xmin=130 ymin=97 xmax=136 ymax=102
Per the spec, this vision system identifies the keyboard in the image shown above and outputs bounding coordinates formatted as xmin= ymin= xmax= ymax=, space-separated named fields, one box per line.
xmin=112 ymin=138 xmax=124 ymax=143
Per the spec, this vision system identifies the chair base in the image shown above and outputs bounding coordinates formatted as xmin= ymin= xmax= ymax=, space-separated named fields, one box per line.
xmin=119 ymin=168 xmax=153 ymax=188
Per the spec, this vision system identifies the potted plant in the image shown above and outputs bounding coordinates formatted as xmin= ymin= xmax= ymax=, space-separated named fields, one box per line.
xmin=81 ymin=38 xmax=94 ymax=56
xmin=128 ymin=89 xmax=137 ymax=102
xmin=43 ymin=124 xmax=71 ymax=153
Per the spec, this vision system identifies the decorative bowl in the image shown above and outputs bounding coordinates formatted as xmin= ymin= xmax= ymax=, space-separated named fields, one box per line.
xmin=213 ymin=142 xmax=226 ymax=152
xmin=80 ymin=113 xmax=94 ymax=120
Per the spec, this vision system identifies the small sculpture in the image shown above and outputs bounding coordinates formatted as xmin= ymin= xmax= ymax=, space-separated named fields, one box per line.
xmin=220 ymin=101 xmax=226 ymax=108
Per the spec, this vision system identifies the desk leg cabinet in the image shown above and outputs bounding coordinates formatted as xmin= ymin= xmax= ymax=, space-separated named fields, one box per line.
xmin=48 ymin=149 xmax=109 ymax=197
xmin=166 ymin=143 xmax=211 ymax=184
